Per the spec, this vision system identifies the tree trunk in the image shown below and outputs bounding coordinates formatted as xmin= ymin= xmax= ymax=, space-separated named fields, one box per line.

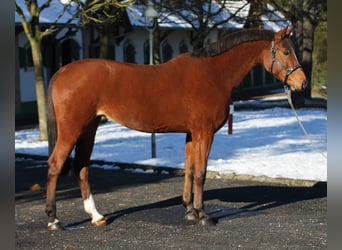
xmin=301 ymin=0 xmax=315 ymax=99
xmin=99 ymin=25 xmax=110 ymax=59
xmin=244 ymin=0 xmax=264 ymax=29
xmin=289 ymin=0 xmax=313 ymax=106
xmin=30 ymin=38 xmax=48 ymax=140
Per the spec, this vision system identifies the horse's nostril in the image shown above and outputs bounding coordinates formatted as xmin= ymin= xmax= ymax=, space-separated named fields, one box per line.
xmin=302 ymin=80 xmax=307 ymax=90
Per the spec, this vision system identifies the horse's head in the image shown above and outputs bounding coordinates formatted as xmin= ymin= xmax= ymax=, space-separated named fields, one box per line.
xmin=265 ymin=27 xmax=307 ymax=91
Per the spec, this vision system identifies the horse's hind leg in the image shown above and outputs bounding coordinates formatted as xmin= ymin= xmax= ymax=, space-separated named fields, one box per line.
xmin=73 ymin=117 xmax=106 ymax=227
xmin=46 ymin=135 xmax=77 ymax=230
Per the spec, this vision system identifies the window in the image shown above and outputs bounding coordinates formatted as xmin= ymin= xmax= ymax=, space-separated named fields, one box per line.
xmin=179 ymin=40 xmax=188 ymax=54
xmin=61 ymin=38 xmax=80 ymax=65
xmin=253 ymin=65 xmax=264 ymax=87
xmin=108 ymin=45 xmax=116 ymax=60
xmin=18 ymin=43 xmax=33 ymax=71
xmin=123 ymin=40 xmax=136 ymax=63
xmin=89 ymin=44 xmax=100 ymax=58
xmin=144 ymin=39 xmax=150 ymax=64
xmin=162 ymin=40 xmax=173 ymax=63
xmin=265 ymin=69 xmax=278 ymax=85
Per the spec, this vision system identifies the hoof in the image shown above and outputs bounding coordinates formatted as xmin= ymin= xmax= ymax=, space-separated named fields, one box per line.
xmin=47 ymin=219 xmax=64 ymax=231
xmin=184 ymin=210 xmax=199 ymax=222
xmin=92 ymin=217 xmax=107 ymax=227
xmin=198 ymin=216 xmax=216 ymax=226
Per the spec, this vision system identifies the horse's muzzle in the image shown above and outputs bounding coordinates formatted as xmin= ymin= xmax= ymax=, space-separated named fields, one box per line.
xmin=287 ymin=80 xmax=307 ymax=92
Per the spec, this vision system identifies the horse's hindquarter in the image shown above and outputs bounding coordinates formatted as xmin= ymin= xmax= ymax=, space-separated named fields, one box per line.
xmin=50 ymin=60 xmax=106 ymax=124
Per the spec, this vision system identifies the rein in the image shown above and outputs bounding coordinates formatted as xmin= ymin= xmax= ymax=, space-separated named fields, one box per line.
xmin=271 ymin=40 xmax=302 ymax=84
xmin=284 ymin=86 xmax=327 ymax=159
xmin=271 ymin=38 xmax=326 ymax=159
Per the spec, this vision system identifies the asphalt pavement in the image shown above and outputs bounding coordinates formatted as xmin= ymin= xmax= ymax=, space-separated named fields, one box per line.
xmin=15 ymin=158 xmax=326 ymax=249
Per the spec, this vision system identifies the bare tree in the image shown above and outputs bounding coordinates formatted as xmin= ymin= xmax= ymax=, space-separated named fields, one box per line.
xmin=16 ymin=0 xmax=78 ymax=140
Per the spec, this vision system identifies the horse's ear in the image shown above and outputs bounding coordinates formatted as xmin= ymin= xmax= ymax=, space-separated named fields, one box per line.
xmin=275 ymin=27 xmax=293 ymax=42
xmin=283 ymin=26 xmax=293 ymax=38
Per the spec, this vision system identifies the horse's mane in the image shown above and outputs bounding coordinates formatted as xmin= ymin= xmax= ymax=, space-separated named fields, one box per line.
xmin=192 ymin=29 xmax=275 ymax=57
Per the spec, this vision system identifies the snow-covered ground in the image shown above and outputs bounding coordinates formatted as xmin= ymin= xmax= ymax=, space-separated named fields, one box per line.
xmin=15 ymin=106 xmax=327 ymax=181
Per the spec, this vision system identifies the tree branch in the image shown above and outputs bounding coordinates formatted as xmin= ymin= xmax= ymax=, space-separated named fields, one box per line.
xmin=71 ymin=0 xmax=136 ymax=25
xmin=37 ymin=0 xmax=53 ymax=16
xmin=15 ymin=3 xmax=33 ymax=40
xmin=40 ymin=1 xmax=78 ymax=38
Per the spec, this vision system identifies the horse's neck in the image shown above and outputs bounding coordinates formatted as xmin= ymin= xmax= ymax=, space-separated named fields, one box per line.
xmin=210 ymin=40 xmax=269 ymax=91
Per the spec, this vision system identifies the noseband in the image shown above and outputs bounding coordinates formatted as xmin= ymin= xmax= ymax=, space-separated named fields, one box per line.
xmin=270 ymin=40 xmax=302 ymax=85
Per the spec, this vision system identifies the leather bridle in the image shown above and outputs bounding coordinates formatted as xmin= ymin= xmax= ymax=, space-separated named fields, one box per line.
xmin=270 ymin=40 xmax=302 ymax=85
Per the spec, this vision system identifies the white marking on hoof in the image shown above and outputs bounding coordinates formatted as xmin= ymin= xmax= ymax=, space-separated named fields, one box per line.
xmin=84 ymin=193 xmax=105 ymax=225
xmin=47 ymin=218 xmax=64 ymax=230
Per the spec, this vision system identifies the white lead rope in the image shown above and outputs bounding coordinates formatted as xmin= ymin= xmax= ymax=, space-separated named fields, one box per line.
xmin=284 ymin=86 xmax=327 ymax=159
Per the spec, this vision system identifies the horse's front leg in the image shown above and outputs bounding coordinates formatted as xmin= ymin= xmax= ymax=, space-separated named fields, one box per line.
xmin=192 ymin=130 xmax=215 ymax=226
xmin=182 ymin=133 xmax=197 ymax=222
xmin=183 ymin=131 xmax=215 ymax=225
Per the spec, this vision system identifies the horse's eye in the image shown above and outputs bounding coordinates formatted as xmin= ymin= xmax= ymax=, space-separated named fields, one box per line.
xmin=283 ymin=50 xmax=290 ymax=56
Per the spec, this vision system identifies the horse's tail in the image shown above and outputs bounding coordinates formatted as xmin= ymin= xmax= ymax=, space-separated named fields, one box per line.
xmin=47 ymin=77 xmax=72 ymax=175
xmin=47 ymin=80 xmax=57 ymax=157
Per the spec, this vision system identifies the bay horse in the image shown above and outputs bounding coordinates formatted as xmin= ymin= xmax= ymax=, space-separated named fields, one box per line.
xmin=46 ymin=27 xmax=307 ymax=230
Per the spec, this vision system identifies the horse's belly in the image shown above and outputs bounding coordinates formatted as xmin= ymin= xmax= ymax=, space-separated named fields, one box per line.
xmin=98 ymin=108 xmax=188 ymax=133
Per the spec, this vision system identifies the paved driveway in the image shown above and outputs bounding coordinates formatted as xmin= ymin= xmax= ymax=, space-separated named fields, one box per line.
xmin=16 ymin=158 xmax=326 ymax=249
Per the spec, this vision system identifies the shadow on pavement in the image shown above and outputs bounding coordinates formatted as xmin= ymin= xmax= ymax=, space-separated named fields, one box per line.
xmin=64 ymin=182 xmax=326 ymax=228
xmin=16 ymin=158 xmax=326 ymax=228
